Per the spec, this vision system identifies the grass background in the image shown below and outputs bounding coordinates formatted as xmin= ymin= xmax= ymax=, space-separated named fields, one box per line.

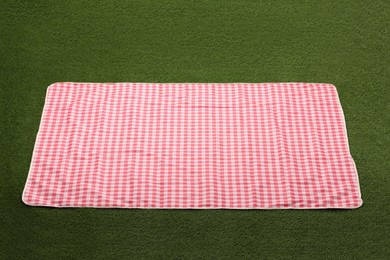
xmin=1 ymin=0 xmax=389 ymax=258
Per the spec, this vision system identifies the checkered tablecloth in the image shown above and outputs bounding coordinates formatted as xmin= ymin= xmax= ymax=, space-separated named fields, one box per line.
xmin=22 ymin=82 xmax=362 ymax=209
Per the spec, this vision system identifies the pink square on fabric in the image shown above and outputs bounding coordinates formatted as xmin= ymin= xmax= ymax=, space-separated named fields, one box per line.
xmin=22 ymin=82 xmax=362 ymax=209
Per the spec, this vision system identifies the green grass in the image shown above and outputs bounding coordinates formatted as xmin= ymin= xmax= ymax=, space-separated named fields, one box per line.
xmin=1 ymin=0 xmax=389 ymax=259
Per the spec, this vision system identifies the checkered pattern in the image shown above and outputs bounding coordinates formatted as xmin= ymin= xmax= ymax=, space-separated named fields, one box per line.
xmin=22 ymin=82 xmax=362 ymax=209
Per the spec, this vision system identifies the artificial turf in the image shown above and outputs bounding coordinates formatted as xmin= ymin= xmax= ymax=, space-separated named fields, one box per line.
xmin=1 ymin=0 xmax=389 ymax=259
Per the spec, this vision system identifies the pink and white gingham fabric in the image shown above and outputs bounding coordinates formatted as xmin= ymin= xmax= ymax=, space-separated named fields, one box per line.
xmin=22 ymin=82 xmax=362 ymax=209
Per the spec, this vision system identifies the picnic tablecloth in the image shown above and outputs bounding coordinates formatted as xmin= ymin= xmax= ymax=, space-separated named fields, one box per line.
xmin=22 ymin=82 xmax=362 ymax=209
